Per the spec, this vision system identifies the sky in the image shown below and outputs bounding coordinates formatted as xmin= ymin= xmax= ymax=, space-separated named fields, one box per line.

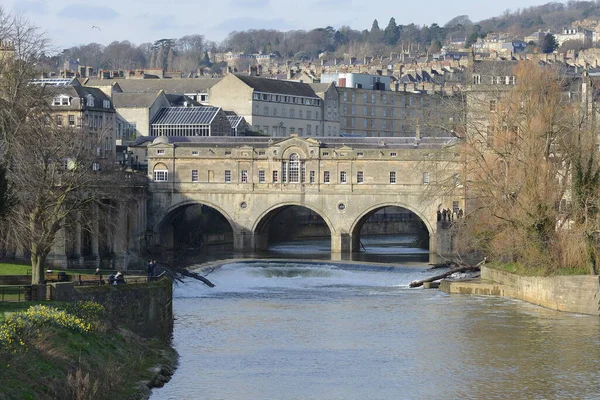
xmin=5 ymin=0 xmax=564 ymax=51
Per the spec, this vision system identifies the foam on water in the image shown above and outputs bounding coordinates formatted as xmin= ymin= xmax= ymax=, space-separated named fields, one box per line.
xmin=174 ymin=261 xmax=436 ymax=298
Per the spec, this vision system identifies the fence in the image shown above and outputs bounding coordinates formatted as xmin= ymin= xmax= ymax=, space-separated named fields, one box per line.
xmin=0 ymin=285 xmax=31 ymax=302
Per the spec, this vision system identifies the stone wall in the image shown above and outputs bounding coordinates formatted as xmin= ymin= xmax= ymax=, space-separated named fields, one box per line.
xmin=481 ymin=266 xmax=600 ymax=316
xmin=48 ymin=279 xmax=173 ymax=340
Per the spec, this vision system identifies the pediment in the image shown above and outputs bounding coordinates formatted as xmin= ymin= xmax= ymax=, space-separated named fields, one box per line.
xmin=269 ymin=135 xmax=321 ymax=159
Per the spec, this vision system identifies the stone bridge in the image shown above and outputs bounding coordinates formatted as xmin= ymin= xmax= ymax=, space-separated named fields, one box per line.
xmin=144 ymin=135 xmax=464 ymax=258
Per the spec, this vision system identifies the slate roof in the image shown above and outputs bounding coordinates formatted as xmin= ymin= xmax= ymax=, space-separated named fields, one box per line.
xmin=151 ymin=107 xmax=223 ymax=126
xmin=112 ymin=92 xmax=161 ymax=108
xmin=234 ymin=75 xmax=320 ymax=98
xmin=84 ymin=77 xmax=221 ymax=94
xmin=47 ymin=85 xmax=113 ymax=112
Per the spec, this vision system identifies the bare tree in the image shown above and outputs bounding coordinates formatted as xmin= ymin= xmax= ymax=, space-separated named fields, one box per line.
xmin=0 ymin=9 xmax=131 ymax=284
xmin=456 ymin=61 xmax=600 ymax=273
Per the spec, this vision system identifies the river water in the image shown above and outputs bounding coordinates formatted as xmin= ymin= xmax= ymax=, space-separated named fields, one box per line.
xmin=151 ymin=238 xmax=600 ymax=400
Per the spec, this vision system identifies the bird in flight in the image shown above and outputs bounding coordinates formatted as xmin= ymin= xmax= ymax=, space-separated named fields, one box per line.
xmin=92 ymin=26 xmax=101 ymax=31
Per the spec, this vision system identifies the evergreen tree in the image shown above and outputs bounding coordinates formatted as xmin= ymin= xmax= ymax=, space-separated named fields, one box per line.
xmin=383 ymin=17 xmax=400 ymax=46
xmin=541 ymin=33 xmax=558 ymax=53
xmin=371 ymin=19 xmax=381 ymax=33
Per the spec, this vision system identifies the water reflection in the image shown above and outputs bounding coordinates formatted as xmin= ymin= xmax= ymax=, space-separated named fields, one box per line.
xmin=170 ymin=235 xmax=431 ymax=267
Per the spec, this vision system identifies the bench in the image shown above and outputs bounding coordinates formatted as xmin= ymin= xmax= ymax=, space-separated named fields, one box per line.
xmin=44 ymin=272 xmax=68 ymax=283
xmin=77 ymin=274 xmax=105 ymax=286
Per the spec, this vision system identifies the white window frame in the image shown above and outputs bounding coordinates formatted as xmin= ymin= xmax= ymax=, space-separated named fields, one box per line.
xmin=191 ymin=170 xmax=199 ymax=182
xmin=258 ymin=170 xmax=266 ymax=183
xmin=225 ymin=170 xmax=231 ymax=183
xmin=390 ymin=171 xmax=396 ymax=184
xmin=357 ymin=171 xmax=364 ymax=184
xmin=340 ymin=171 xmax=347 ymax=184
xmin=154 ymin=170 xmax=168 ymax=182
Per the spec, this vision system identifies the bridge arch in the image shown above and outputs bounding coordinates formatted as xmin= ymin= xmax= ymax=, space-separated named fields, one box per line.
xmin=350 ymin=202 xmax=434 ymax=253
xmin=153 ymin=200 xmax=237 ymax=250
xmin=252 ymin=202 xmax=336 ymax=251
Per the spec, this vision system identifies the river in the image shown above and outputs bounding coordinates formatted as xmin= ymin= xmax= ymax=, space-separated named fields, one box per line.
xmin=150 ymin=237 xmax=600 ymax=400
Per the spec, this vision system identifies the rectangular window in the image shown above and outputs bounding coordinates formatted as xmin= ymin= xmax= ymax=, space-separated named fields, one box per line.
xmin=490 ymin=100 xmax=497 ymax=112
xmin=357 ymin=171 xmax=364 ymax=184
xmin=453 ymin=201 xmax=459 ymax=214
xmin=423 ymin=172 xmax=430 ymax=184
xmin=225 ymin=150 xmax=232 ymax=156
xmin=241 ymin=170 xmax=248 ymax=183
xmin=68 ymin=115 xmax=75 ymax=126
xmin=157 ymin=149 xmax=165 ymax=155
xmin=273 ymin=170 xmax=279 ymax=183
xmin=340 ymin=171 xmax=347 ymax=184
xmin=191 ymin=170 xmax=199 ymax=182
xmin=309 ymin=170 xmax=315 ymax=183
xmin=322 ymin=151 xmax=329 ymax=156
xmin=154 ymin=170 xmax=168 ymax=182
xmin=56 ymin=115 xmax=63 ymax=125
xmin=225 ymin=170 xmax=231 ymax=183
xmin=324 ymin=171 xmax=330 ymax=183
xmin=192 ymin=151 xmax=199 ymax=156
xmin=259 ymin=170 xmax=266 ymax=183
xmin=390 ymin=152 xmax=397 ymax=157
xmin=389 ymin=171 xmax=396 ymax=184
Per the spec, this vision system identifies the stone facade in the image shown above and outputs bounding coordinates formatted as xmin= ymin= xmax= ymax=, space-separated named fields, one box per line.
xmin=142 ymin=135 xmax=464 ymax=258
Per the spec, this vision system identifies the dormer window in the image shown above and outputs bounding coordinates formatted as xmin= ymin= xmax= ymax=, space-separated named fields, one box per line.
xmin=53 ymin=95 xmax=71 ymax=106
xmin=103 ymin=100 xmax=110 ymax=108
xmin=86 ymin=94 xmax=95 ymax=107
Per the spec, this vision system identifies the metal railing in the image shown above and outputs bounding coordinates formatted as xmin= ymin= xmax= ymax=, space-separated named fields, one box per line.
xmin=0 ymin=285 xmax=29 ymax=302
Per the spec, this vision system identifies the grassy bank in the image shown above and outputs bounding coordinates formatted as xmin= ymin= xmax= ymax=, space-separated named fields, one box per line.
xmin=487 ymin=261 xmax=589 ymax=276
xmin=0 ymin=301 xmax=176 ymax=400
xmin=0 ymin=263 xmax=30 ymax=275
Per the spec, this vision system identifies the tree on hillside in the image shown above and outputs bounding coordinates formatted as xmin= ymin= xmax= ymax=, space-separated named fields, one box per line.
xmin=541 ymin=33 xmax=558 ymax=53
xmin=455 ymin=62 xmax=600 ymax=273
xmin=383 ymin=18 xmax=400 ymax=46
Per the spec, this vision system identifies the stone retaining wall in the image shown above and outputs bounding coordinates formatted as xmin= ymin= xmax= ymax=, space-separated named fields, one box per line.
xmin=48 ymin=279 xmax=173 ymax=340
xmin=481 ymin=266 xmax=600 ymax=316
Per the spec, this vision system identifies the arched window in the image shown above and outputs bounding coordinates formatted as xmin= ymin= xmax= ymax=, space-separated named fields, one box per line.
xmin=288 ymin=153 xmax=300 ymax=183
xmin=153 ymin=162 xmax=168 ymax=182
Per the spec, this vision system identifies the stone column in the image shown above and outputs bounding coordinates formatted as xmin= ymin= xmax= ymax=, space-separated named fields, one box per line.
xmin=91 ymin=203 xmax=100 ymax=267
xmin=47 ymin=226 xmax=68 ymax=268
xmin=67 ymin=212 xmax=83 ymax=269
xmin=113 ymin=202 xmax=128 ymax=270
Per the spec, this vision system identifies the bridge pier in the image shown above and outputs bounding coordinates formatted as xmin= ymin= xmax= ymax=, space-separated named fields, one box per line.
xmin=233 ymin=229 xmax=255 ymax=252
xmin=331 ymin=232 xmax=351 ymax=253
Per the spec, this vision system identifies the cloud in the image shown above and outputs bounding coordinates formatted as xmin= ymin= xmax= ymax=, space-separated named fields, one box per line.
xmin=229 ymin=0 xmax=270 ymax=7
xmin=57 ymin=5 xmax=119 ymax=21
xmin=13 ymin=0 xmax=50 ymax=15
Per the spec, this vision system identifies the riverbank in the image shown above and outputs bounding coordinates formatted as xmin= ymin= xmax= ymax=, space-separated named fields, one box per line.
xmin=439 ymin=265 xmax=600 ymax=316
xmin=0 ymin=301 xmax=177 ymax=400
